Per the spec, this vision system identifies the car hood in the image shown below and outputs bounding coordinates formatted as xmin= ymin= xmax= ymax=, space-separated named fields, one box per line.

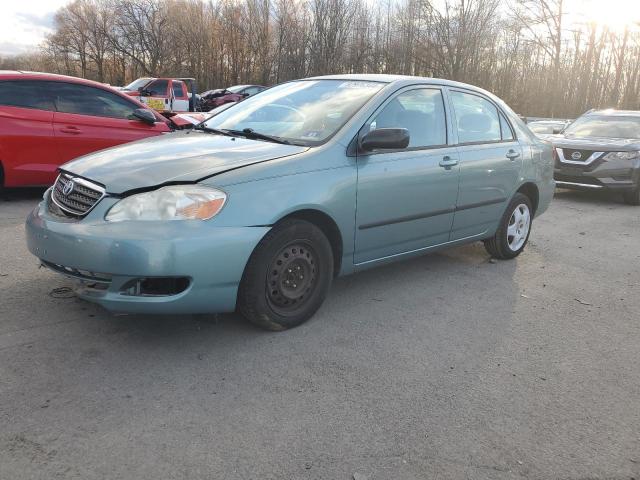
xmin=551 ymin=135 xmax=640 ymax=151
xmin=62 ymin=131 xmax=308 ymax=194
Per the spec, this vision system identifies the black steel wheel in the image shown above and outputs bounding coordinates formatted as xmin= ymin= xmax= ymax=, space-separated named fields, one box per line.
xmin=238 ymin=219 xmax=333 ymax=331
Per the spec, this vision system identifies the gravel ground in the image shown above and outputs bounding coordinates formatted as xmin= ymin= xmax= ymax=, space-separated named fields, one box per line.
xmin=0 ymin=188 xmax=638 ymax=480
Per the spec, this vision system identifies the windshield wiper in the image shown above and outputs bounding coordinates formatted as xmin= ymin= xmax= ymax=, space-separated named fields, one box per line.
xmin=227 ymin=128 xmax=291 ymax=145
xmin=194 ymin=125 xmax=235 ymax=136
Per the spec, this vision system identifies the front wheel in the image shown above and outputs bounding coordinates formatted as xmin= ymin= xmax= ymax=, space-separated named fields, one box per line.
xmin=484 ymin=193 xmax=533 ymax=259
xmin=237 ymin=219 xmax=334 ymax=331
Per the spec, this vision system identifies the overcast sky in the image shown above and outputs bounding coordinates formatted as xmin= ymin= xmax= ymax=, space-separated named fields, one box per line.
xmin=1 ymin=0 xmax=639 ymax=57
xmin=0 ymin=0 xmax=69 ymax=56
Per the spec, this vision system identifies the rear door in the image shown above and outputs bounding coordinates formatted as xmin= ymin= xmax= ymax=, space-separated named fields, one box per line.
xmin=50 ymin=82 xmax=169 ymax=163
xmin=0 ymin=80 xmax=58 ymax=186
xmin=447 ymin=89 xmax=522 ymax=240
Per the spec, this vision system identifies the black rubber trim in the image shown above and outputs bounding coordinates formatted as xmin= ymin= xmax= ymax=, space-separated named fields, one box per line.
xmin=358 ymin=197 xmax=506 ymax=230
xmin=455 ymin=197 xmax=506 ymax=212
xmin=359 ymin=207 xmax=455 ymax=230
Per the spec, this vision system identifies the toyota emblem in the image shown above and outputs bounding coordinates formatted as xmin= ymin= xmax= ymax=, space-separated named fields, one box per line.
xmin=63 ymin=180 xmax=75 ymax=196
xmin=571 ymin=151 xmax=582 ymax=160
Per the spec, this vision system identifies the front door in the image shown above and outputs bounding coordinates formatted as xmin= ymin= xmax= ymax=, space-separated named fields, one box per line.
xmin=141 ymin=79 xmax=171 ymax=112
xmin=447 ymin=89 xmax=523 ymax=240
xmin=50 ymin=82 xmax=168 ymax=163
xmin=355 ymin=87 xmax=460 ymax=264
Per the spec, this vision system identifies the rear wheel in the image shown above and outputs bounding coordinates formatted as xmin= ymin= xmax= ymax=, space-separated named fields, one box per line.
xmin=238 ymin=219 xmax=333 ymax=331
xmin=484 ymin=193 xmax=533 ymax=260
xmin=623 ymin=187 xmax=640 ymax=206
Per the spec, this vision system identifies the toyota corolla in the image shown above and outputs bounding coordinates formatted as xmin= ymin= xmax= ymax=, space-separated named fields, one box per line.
xmin=26 ymin=75 xmax=554 ymax=330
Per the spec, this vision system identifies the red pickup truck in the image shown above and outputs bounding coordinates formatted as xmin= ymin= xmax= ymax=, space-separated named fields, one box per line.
xmin=120 ymin=77 xmax=198 ymax=113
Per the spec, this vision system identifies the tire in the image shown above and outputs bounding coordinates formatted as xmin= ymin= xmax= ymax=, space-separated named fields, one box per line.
xmin=238 ymin=219 xmax=334 ymax=331
xmin=484 ymin=193 xmax=533 ymax=260
xmin=623 ymin=187 xmax=640 ymax=206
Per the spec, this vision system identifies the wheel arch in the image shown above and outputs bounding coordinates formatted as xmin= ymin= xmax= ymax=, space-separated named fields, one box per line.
xmin=516 ymin=182 xmax=539 ymax=214
xmin=276 ymin=208 xmax=344 ymax=277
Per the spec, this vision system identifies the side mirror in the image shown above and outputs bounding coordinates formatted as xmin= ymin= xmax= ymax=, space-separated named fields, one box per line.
xmin=360 ymin=128 xmax=410 ymax=151
xmin=132 ymin=108 xmax=156 ymax=125
xmin=138 ymin=88 xmax=151 ymax=97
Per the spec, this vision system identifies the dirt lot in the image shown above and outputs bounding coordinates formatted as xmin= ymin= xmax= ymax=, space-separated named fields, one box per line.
xmin=1 ymin=188 xmax=638 ymax=480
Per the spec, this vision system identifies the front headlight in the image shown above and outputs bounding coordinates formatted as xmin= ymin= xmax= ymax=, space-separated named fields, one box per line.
xmin=603 ymin=151 xmax=640 ymax=161
xmin=105 ymin=185 xmax=226 ymax=222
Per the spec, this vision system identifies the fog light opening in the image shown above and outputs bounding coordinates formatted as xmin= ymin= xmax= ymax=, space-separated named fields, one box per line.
xmin=120 ymin=277 xmax=190 ymax=297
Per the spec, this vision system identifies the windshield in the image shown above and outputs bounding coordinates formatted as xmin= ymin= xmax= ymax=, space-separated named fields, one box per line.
xmin=203 ymin=79 xmax=384 ymax=145
xmin=226 ymin=85 xmax=246 ymax=93
xmin=563 ymin=115 xmax=640 ymax=139
xmin=123 ymin=78 xmax=153 ymax=91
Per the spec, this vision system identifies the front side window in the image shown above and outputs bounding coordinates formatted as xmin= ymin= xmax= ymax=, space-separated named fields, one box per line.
xmin=563 ymin=115 xmax=640 ymax=140
xmin=0 ymin=80 xmax=55 ymax=111
xmin=204 ymin=80 xmax=384 ymax=145
xmin=367 ymin=88 xmax=447 ymax=149
xmin=122 ymin=77 xmax=154 ymax=91
xmin=451 ymin=90 xmax=501 ymax=144
xmin=52 ymin=83 xmax=138 ymax=119
xmin=145 ymin=79 xmax=169 ymax=96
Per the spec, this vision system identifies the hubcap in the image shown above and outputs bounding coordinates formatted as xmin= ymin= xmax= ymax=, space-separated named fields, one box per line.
xmin=507 ymin=203 xmax=531 ymax=252
xmin=267 ymin=242 xmax=317 ymax=313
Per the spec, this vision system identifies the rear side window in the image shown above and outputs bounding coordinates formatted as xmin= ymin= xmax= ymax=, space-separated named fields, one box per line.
xmin=368 ymin=88 xmax=447 ymax=149
xmin=450 ymin=90 xmax=501 ymax=144
xmin=145 ymin=79 xmax=169 ymax=96
xmin=172 ymin=81 xmax=185 ymax=97
xmin=0 ymin=80 xmax=55 ymax=111
xmin=51 ymin=83 xmax=138 ymax=119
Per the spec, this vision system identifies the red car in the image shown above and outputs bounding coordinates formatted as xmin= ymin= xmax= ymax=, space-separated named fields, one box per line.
xmin=0 ymin=71 xmax=175 ymax=187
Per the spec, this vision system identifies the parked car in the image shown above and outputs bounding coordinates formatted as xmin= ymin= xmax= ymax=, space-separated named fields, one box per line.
xmin=121 ymin=77 xmax=199 ymax=112
xmin=0 ymin=71 xmax=183 ymax=187
xmin=26 ymin=74 xmax=554 ymax=330
xmin=527 ymin=119 xmax=570 ymax=138
xmin=200 ymin=84 xmax=266 ymax=110
xmin=551 ymin=109 xmax=640 ymax=205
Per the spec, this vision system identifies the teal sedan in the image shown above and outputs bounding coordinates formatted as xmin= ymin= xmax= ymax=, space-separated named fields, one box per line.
xmin=26 ymin=75 xmax=554 ymax=330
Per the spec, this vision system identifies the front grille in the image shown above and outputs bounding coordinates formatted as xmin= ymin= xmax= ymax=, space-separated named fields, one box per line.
xmin=561 ymin=149 xmax=597 ymax=162
xmin=51 ymin=173 xmax=105 ymax=217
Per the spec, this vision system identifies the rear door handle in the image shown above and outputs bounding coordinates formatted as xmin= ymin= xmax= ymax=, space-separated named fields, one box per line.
xmin=439 ymin=156 xmax=459 ymax=168
xmin=506 ymin=149 xmax=520 ymax=160
xmin=60 ymin=126 xmax=81 ymax=134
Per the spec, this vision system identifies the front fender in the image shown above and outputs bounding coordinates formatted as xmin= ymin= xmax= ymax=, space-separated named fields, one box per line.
xmin=203 ymin=165 xmax=357 ymax=274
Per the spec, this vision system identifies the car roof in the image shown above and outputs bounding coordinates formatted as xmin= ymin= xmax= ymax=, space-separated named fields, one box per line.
xmin=0 ymin=70 xmax=115 ymax=89
xmin=303 ymin=74 xmax=500 ymax=98
xmin=587 ymin=109 xmax=640 ymax=117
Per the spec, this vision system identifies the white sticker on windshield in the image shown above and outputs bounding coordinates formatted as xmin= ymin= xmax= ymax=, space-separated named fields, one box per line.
xmin=339 ymin=81 xmax=380 ymax=89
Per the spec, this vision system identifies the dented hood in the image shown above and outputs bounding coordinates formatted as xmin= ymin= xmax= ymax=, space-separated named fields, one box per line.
xmin=61 ymin=131 xmax=308 ymax=194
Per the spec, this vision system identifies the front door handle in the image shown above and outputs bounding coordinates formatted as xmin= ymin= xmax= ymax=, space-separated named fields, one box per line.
xmin=60 ymin=126 xmax=81 ymax=134
xmin=506 ymin=149 xmax=520 ymax=160
xmin=439 ymin=156 xmax=459 ymax=168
